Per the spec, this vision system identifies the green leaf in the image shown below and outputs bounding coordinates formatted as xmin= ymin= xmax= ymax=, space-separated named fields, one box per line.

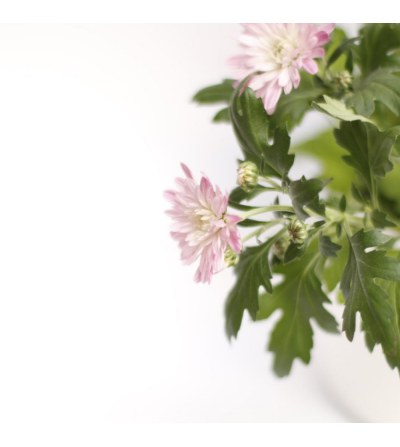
xmin=364 ymin=329 xmax=376 ymax=353
xmin=346 ymin=69 xmax=400 ymax=117
xmin=260 ymin=124 xmax=294 ymax=180
xmin=319 ymin=232 xmax=341 ymax=258
xmin=236 ymin=219 xmax=269 ymax=228
xmin=371 ymin=209 xmax=397 ymax=229
xmin=323 ymin=236 xmax=349 ymax=292
xmin=229 ymin=185 xmax=273 ymax=204
xmin=225 ymin=231 xmax=283 ymax=339
xmin=336 ymin=223 xmax=342 ymax=238
xmin=289 ymin=176 xmax=327 ymax=221
xmin=228 ymin=201 xmax=257 ymax=211
xmin=325 ymin=27 xmax=355 ymax=73
xmin=258 ymin=250 xmax=339 ymax=377
xmin=313 ymin=96 xmax=373 ymax=123
xmin=334 ymin=121 xmax=398 ymax=195
xmin=192 ymin=79 xmax=235 ymax=104
xmin=327 ymin=37 xmax=358 ymax=70
xmin=339 ymin=195 xmax=347 ymax=212
xmin=377 ymin=156 xmax=400 ymax=219
xmin=229 ymin=81 xmax=295 ymax=179
xmin=229 ymin=80 xmax=270 ymax=159
xmin=212 ymin=107 xmax=230 ymax=123
xmin=375 ymin=276 xmax=400 ymax=369
xmin=267 ymin=72 xmax=324 ymax=136
xmin=340 ymin=230 xmax=400 ymax=357
xmin=356 ymin=24 xmax=400 ymax=75
xmin=283 ymin=228 xmax=319 ymax=264
xmin=351 ymin=183 xmax=367 ymax=205
xmin=292 ymin=130 xmax=355 ymax=194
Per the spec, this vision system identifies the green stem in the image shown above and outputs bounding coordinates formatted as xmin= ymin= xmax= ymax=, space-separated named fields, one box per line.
xmin=240 ymin=205 xmax=294 ymax=220
xmin=258 ymin=176 xmax=282 ymax=191
xmin=370 ymin=176 xmax=378 ymax=210
xmin=343 ymin=217 xmax=353 ymax=236
xmin=241 ymin=218 xmax=287 ymax=243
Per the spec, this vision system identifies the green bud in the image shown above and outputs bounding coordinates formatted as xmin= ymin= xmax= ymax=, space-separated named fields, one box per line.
xmin=288 ymin=219 xmax=308 ymax=245
xmin=237 ymin=161 xmax=259 ymax=193
xmin=274 ymin=238 xmax=289 ymax=260
xmin=336 ymin=71 xmax=353 ymax=92
xmin=224 ymin=246 xmax=239 ymax=268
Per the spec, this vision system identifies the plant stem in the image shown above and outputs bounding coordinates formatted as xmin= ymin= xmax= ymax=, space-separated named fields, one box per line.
xmin=371 ymin=178 xmax=379 ymax=210
xmin=258 ymin=176 xmax=282 ymax=191
xmin=343 ymin=217 xmax=353 ymax=236
xmin=241 ymin=218 xmax=287 ymax=243
xmin=240 ymin=205 xmax=294 ymax=220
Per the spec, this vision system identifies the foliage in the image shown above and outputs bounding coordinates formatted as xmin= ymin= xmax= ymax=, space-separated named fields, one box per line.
xmin=192 ymin=23 xmax=400 ymax=377
xmin=258 ymin=249 xmax=338 ymax=377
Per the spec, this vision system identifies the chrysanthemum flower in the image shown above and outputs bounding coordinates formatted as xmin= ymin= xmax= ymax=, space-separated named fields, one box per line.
xmin=164 ymin=164 xmax=242 ymax=284
xmin=229 ymin=23 xmax=335 ymax=114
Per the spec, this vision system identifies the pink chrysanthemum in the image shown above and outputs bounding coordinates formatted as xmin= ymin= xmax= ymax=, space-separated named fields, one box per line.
xmin=229 ymin=23 xmax=335 ymax=114
xmin=164 ymin=164 xmax=242 ymax=284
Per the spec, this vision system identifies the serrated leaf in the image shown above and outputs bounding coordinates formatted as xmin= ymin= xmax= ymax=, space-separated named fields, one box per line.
xmin=356 ymin=24 xmax=400 ymax=75
xmin=258 ymin=250 xmax=339 ymax=377
xmin=334 ymin=121 xmax=399 ymax=196
xmin=229 ymin=81 xmax=295 ymax=179
xmin=267 ymin=72 xmax=324 ymax=136
xmin=340 ymin=230 xmax=400 ymax=357
xmin=289 ymin=176 xmax=327 ymax=221
xmin=260 ymin=124 xmax=294 ymax=180
xmin=313 ymin=96 xmax=373 ymax=123
xmin=323 ymin=236 xmax=348 ymax=292
xmin=192 ymin=79 xmax=235 ymax=104
xmin=319 ymin=232 xmax=341 ymax=258
xmin=351 ymin=183 xmax=367 ymax=205
xmin=364 ymin=326 xmax=376 ymax=353
xmin=375 ymin=276 xmax=400 ymax=370
xmin=371 ymin=209 xmax=397 ymax=229
xmin=284 ymin=228 xmax=319 ymax=264
xmin=346 ymin=69 xmax=400 ymax=117
xmin=229 ymin=80 xmax=270 ymax=159
xmin=225 ymin=232 xmax=282 ymax=339
xmin=212 ymin=107 xmax=230 ymax=123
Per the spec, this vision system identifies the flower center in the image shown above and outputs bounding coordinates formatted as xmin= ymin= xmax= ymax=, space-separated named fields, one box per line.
xmin=273 ymin=38 xmax=299 ymax=68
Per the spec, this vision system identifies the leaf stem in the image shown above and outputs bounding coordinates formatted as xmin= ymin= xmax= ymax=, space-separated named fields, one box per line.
xmin=240 ymin=205 xmax=294 ymax=220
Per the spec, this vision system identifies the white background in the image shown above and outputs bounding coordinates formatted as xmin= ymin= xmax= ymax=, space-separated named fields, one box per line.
xmin=1 ymin=23 xmax=400 ymax=426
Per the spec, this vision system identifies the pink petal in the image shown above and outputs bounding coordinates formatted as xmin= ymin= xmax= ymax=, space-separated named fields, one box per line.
xmin=180 ymin=163 xmax=194 ymax=180
xmin=319 ymin=23 xmax=335 ymax=35
xmin=302 ymin=58 xmax=319 ymax=75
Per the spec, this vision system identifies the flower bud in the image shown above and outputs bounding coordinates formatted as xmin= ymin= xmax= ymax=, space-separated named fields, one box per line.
xmin=336 ymin=71 xmax=353 ymax=92
xmin=288 ymin=219 xmax=308 ymax=245
xmin=224 ymin=246 xmax=239 ymax=268
xmin=237 ymin=161 xmax=259 ymax=193
xmin=274 ymin=238 xmax=289 ymax=260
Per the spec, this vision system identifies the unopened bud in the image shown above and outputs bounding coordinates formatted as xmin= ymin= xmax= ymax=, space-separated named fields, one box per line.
xmin=336 ymin=71 xmax=353 ymax=92
xmin=224 ymin=246 xmax=239 ymax=268
xmin=274 ymin=238 xmax=289 ymax=260
xmin=288 ymin=219 xmax=308 ymax=245
xmin=237 ymin=161 xmax=259 ymax=193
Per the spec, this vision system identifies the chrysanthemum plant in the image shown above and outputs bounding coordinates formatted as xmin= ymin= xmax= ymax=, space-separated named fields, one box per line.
xmin=166 ymin=23 xmax=400 ymax=377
